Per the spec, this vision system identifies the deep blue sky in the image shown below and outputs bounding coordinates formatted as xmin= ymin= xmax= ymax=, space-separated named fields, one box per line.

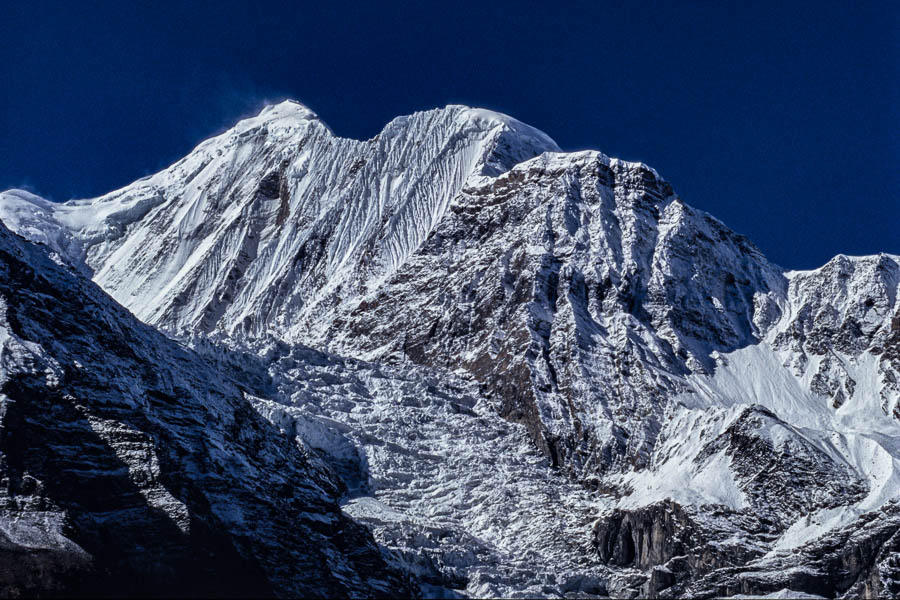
xmin=1 ymin=1 xmax=897 ymax=268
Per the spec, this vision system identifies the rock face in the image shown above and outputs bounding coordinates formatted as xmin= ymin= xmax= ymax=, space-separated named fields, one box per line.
xmin=694 ymin=405 xmax=867 ymax=526
xmin=322 ymin=152 xmax=786 ymax=479
xmin=0 ymin=222 xmax=412 ymax=597
xmin=680 ymin=501 xmax=900 ymax=599
xmin=593 ymin=499 xmax=900 ymax=599
xmin=594 ymin=500 xmax=701 ymax=569
xmin=591 ymin=500 xmax=773 ymax=598
xmin=776 ymin=254 xmax=900 ymax=416
xmin=1 ymin=100 xmax=898 ymax=598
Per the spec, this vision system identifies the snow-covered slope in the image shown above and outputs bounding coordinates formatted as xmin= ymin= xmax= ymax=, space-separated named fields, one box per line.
xmin=2 ymin=100 xmax=898 ymax=598
xmin=0 ymin=220 xmax=412 ymax=597
xmin=0 ymin=101 xmax=558 ymax=340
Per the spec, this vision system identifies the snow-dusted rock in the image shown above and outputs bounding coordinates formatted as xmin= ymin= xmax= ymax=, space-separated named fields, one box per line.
xmin=776 ymin=254 xmax=900 ymax=417
xmin=0 ymin=221 xmax=412 ymax=597
xmin=680 ymin=500 xmax=900 ymax=599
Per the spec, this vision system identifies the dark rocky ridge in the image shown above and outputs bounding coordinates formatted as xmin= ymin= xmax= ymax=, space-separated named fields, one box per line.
xmin=0 ymin=221 xmax=412 ymax=597
xmin=592 ymin=500 xmax=774 ymax=597
xmin=694 ymin=405 xmax=868 ymax=527
xmin=593 ymin=500 xmax=900 ymax=599
xmin=681 ymin=501 xmax=900 ymax=599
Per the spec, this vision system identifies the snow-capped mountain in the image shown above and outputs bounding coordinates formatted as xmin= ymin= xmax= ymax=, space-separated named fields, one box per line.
xmin=0 ymin=101 xmax=557 ymax=340
xmin=1 ymin=100 xmax=898 ymax=598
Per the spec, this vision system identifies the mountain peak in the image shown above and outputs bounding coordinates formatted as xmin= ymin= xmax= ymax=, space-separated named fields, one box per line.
xmin=229 ymin=98 xmax=330 ymax=136
xmin=257 ymin=98 xmax=320 ymax=120
xmin=452 ymin=105 xmax=560 ymax=151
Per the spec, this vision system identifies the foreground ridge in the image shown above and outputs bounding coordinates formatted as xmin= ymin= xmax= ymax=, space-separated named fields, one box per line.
xmin=0 ymin=220 xmax=412 ymax=597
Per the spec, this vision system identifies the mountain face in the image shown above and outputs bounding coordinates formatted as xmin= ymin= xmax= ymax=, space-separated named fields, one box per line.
xmin=2 ymin=100 xmax=898 ymax=598
xmin=0 ymin=221 xmax=412 ymax=597
xmin=1 ymin=102 xmax=557 ymax=341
